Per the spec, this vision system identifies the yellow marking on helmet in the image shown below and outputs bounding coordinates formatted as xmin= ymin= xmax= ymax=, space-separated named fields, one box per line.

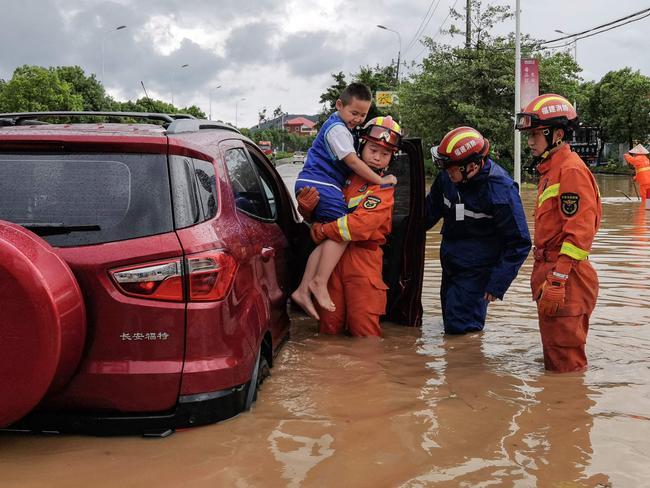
xmin=533 ymin=96 xmax=568 ymax=111
xmin=445 ymin=131 xmax=481 ymax=153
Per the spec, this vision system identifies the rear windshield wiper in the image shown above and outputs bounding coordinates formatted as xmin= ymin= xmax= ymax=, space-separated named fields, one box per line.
xmin=18 ymin=222 xmax=102 ymax=235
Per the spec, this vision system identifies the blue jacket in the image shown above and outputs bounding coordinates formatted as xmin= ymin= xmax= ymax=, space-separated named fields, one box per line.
xmin=425 ymin=160 xmax=531 ymax=299
xmin=298 ymin=112 xmax=353 ymax=188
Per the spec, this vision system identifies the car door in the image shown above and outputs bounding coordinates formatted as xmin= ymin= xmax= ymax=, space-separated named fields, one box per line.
xmin=382 ymin=137 xmax=426 ymax=327
xmin=221 ymin=140 xmax=290 ymax=349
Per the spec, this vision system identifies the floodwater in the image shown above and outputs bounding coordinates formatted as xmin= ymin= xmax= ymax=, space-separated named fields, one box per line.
xmin=1 ymin=175 xmax=649 ymax=487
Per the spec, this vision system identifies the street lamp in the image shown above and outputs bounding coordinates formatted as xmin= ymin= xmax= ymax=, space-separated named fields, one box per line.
xmin=377 ymin=24 xmax=401 ymax=84
xmin=235 ymin=98 xmax=246 ymax=127
xmin=554 ymin=29 xmax=578 ymax=63
xmin=101 ymin=25 xmax=127 ymax=86
xmin=209 ymin=85 xmax=222 ymax=120
xmin=171 ymin=63 xmax=189 ymax=106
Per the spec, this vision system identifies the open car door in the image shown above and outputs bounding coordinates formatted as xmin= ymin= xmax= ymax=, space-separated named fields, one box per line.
xmin=382 ymin=137 xmax=426 ymax=327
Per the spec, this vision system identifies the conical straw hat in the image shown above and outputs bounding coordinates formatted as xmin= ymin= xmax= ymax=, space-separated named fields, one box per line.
xmin=629 ymin=144 xmax=649 ymax=155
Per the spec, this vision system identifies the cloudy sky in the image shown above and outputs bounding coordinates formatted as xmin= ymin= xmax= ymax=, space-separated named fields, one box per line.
xmin=1 ymin=0 xmax=648 ymax=128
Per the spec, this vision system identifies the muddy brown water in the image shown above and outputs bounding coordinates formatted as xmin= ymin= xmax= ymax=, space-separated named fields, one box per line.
xmin=1 ymin=175 xmax=648 ymax=487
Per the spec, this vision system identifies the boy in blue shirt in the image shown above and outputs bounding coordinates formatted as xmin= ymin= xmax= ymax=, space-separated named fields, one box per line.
xmin=292 ymin=83 xmax=397 ymax=319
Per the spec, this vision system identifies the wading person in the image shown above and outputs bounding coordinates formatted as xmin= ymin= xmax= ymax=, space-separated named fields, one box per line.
xmin=296 ymin=116 xmax=402 ymax=336
xmin=516 ymin=93 xmax=602 ymax=373
xmin=425 ymin=127 xmax=531 ymax=334
xmin=623 ymin=144 xmax=650 ymax=203
xmin=291 ymin=83 xmax=397 ymax=319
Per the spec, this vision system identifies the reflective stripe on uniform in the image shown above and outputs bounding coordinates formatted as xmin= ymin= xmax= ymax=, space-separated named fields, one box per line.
xmin=465 ymin=209 xmax=493 ymax=219
xmin=560 ymin=241 xmax=589 ymax=260
xmin=348 ymin=191 xmax=371 ymax=208
xmin=538 ymin=183 xmax=560 ymax=207
xmin=638 ymin=166 xmax=650 ymax=173
xmin=445 ymin=130 xmax=481 ymax=153
xmin=443 ymin=195 xmax=452 ymax=207
xmin=337 ymin=215 xmax=351 ymax=240
xmin=295 ymin=178 xmax=344 ymax=191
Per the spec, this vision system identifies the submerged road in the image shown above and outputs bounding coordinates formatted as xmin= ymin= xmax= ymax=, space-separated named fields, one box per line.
xmin=1 ymin=174 xmax=648 ymax=487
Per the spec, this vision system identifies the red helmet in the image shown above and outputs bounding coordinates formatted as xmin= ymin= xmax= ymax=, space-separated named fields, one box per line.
xmin=431 ymin=126 xmax=490 ymax=169
xmin=516 ymin=93 xmax=577 ymax=131
xmin=360 ymin=116 xmax=402 ymax=152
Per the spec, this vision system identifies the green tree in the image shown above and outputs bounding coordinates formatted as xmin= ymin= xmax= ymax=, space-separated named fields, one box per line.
xmin=272 ymin=105 xmax=284 ymax=119
xmin=258 ymin=107 xmax=268 ymax=126
xmin=181 ymin=105 xmax=206 ymax=118
xmin=581 ymin=68 xmax=650 ymax=147
xmin=317 ymin=71 xmax=347 ymax=126
xmin=398 ymin=1 xmax=580 ymax=167
xmin=54 ymin=66 xmax=110 ymax=110
xmin=317 ymin=66 xmax=402 ymax=127
xmin=0 ymin=65 xmax=83 ymax=112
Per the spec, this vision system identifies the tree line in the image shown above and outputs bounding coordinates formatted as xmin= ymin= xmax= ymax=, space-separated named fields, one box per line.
xmin=1 ymin=1 xmax=648 ymax=165
xmin=317 ymin=1 xmax=650 ymax=168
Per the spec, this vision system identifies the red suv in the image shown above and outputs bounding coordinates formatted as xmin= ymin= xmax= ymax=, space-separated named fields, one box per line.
xmin=0 ymin=111 xmax=425 ymax=436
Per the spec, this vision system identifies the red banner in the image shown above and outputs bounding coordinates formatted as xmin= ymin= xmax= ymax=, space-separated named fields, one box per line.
xmin=521 ymin=58 xmax=539 ymax=109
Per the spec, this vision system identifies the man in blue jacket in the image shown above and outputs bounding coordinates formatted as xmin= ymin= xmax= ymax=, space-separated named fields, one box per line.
xmin=425 ymin=126 xmax=531 ymax=334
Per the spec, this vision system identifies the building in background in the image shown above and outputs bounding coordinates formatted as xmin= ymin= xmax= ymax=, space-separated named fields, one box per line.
xmin=284 ymin=117 xmax=317 ymax=136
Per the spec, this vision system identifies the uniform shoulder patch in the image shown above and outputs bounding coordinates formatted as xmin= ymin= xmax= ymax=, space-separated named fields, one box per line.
xmin=358 ymin=183 xmax=368 ymax=192
xmin=363 ymin=195 xmax=382 ymax=209
xmin=560 ymin=192 xmax=579 ymax=216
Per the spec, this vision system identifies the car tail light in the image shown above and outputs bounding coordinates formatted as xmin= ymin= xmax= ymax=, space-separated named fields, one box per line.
xmin=111 ymin=259 xmax=184 ymax=301
xmin=187 ymin=251 xmax=238 ymax=301
xmin=110 ymin=250 xmax=237 ymax=302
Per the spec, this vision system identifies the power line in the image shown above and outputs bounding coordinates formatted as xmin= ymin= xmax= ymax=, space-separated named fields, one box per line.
xmin=404 ymin=0 xmax=444 ymax=55
xmin=410 ymin=0 xmax=460 ymax=61
xmin=541 ymin=10 xmax=650 ymax=51
xmin=540 ymin=6 xmax=650 ymax=45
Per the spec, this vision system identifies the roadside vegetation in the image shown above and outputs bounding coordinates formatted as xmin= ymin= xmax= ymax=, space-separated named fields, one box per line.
xmin=0 ymin=1 xmax=648 ymax=171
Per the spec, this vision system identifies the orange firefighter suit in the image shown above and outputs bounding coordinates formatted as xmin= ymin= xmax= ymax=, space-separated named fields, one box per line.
xmin=532 ymin=144 xmax=602 ymax=373
xmin=623 ymin=153 xmax=650 ymax=202
xmin=311 ymin=175 xmax=394 ymax=337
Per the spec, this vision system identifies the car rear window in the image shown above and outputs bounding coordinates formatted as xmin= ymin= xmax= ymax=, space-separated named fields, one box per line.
xmin=0 ymin=152 xmax=173 ymax=247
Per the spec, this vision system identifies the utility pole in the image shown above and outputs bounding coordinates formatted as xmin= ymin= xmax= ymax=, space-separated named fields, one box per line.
xmin=514 ymin=0 xmax=522 ymax=189
xmin=465 ymin=0 xmax=472 ymax=49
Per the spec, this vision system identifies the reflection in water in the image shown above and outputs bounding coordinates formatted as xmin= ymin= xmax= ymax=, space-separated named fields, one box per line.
xmin=268 ymin=420 xmax=334 ymax=488
xmin=0 ymin=175 xmax=648 ymax=487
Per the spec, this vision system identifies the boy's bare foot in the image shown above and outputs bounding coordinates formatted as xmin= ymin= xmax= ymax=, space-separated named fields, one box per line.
xmin=309 ymin=279 xmax=335 ymax=312
xmin=291 ymin=289 xmax=320 ymax=320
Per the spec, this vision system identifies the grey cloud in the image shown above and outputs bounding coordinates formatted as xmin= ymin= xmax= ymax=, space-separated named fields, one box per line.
xmin=224 ymin=21 xmax=277 ymax=65
xmin=278 ymin=31 xmax=344 ymax=77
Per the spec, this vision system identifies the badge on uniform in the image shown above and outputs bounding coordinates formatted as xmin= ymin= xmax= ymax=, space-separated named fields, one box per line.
xmin=455 ymin=203 xmax=465 ymax=221
xmin=358 ymin=183 xmax=368 ymax=193
xmin=560 ymin=192 xmax=580 ymax=216
xmin=363 ymin=196 xmax=381 ymax=209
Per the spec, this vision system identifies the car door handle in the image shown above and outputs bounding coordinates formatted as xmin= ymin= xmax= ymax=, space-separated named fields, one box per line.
xmin=261 ymin=247 xmax=275 ymax=262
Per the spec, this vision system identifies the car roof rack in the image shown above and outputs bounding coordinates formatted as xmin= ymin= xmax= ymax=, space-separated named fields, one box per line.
xmin=0 ymin=111 xmax=193 ymax=127
xmin=166 ymin=119 xmax=241 ymax=135
xmin=0 ymin=111 xmax=241 ymax=135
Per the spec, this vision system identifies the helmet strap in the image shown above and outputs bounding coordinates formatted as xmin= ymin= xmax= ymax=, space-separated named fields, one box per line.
xmin=458 ymin=158 xmax=483 ymax=183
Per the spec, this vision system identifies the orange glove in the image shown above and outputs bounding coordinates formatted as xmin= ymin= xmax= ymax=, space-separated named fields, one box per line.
xmin=310 ymin=222 xmax=326 ymax=244
xmin=296 ymin=187 xmax=320 ymax=222
xmin=538 ymin=271 xmax=568 ymax=316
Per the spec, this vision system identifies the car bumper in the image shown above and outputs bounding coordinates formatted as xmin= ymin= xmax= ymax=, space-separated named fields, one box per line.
xmin=1 ymin=383 xmax=248 ymax=437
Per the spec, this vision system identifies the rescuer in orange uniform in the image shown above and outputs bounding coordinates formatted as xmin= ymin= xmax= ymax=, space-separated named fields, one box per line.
xmin=298 ymin=116 xmax=401 ymax=336
xmin=516 ymin=94 xmax=602 ymax=373
xmin=623 ymin=144 xmax=650 ymax=202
